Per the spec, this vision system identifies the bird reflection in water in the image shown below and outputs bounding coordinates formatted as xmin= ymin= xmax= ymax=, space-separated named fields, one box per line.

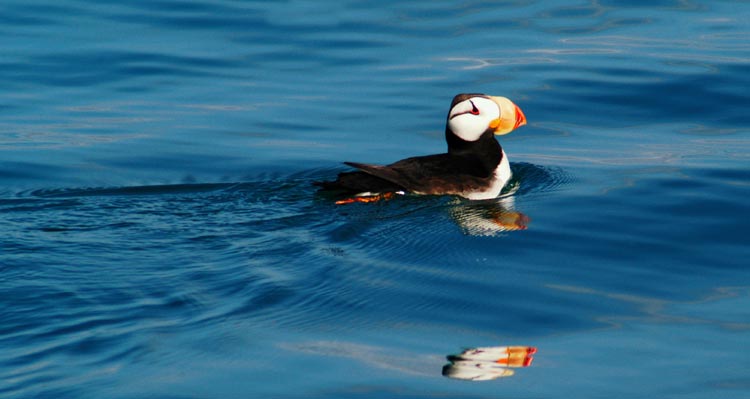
xmin=443 ymin=346 xmax=537 ymax=381
xmin=330 ymin=184 xmax=529 ymax=235
xmin=448 ymin=191 xmax=529 ymax=236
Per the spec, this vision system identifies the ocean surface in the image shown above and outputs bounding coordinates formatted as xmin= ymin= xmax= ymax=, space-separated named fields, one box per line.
xmin=1 ymin=1 xmax=749 ymax=397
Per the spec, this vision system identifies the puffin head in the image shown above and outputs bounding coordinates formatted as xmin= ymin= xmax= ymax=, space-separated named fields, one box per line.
xmin=447 ymin=94 xmax=527 ymax=142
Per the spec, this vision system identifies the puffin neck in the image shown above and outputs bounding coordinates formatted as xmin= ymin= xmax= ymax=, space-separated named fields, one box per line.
xmin=445 ymin=128 xmax=503 ymax=177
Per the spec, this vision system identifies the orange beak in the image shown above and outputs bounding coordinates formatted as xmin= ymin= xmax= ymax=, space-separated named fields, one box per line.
xmin=513 ymin=104 xmax=526 ymax=130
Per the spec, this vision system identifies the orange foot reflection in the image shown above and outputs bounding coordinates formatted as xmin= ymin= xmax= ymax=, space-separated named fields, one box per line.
xmin=450 ymin=198 xmax=530 ymax=235
xmin=489 ymin=210 xmax=529 ymax=231
xmin=335 ymin=192 xmax=400 ymax=205
xmin=443 ymin=346 xmax=537 ymax=381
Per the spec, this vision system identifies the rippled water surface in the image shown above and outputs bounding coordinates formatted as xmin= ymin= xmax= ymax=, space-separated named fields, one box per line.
xmin=2 ymin=1 xmax=749 ymax=397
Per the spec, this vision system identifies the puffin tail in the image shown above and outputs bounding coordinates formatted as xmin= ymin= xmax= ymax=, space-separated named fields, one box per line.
xmin=313 ymin=166 xmax=406 ymax=196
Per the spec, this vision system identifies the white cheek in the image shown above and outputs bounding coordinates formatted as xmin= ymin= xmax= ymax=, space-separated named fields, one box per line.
xmin=449 ymin=114 xmax=492 ymax=142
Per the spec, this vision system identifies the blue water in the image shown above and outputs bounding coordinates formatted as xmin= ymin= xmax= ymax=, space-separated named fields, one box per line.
xmin=2 ymin=1 xmax=749 ymax=397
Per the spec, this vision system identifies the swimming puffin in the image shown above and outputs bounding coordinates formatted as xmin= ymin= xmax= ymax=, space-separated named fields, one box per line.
xmin=315 ymin=93 xmax=527 ymax=201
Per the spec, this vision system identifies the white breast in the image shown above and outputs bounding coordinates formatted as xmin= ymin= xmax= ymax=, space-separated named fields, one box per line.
xmin=464 ymin=150 xmax=512 ymax=200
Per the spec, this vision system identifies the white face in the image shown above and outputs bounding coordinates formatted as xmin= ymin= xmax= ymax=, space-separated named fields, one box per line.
xmin=447 ymin=97 xmax=501 ymax=142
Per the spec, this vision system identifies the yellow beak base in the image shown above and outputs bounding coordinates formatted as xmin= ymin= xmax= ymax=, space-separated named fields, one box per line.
xmin=489 ymin=96 xmax=527 ymax=135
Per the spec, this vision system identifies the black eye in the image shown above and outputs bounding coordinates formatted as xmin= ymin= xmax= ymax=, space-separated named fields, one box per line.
xmin=469 ymin=100 xmax=480 ymax=115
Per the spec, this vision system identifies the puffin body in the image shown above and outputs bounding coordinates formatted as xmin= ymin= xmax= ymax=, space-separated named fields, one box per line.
xmin=315 ymin=93 xmax=527 ymax=201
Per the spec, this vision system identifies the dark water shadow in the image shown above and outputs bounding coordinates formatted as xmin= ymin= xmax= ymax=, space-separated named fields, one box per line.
xmin=509 ymin=162 xmax=573 ymax=196
xmin=27 ymin=182 xmax=239 ymax=198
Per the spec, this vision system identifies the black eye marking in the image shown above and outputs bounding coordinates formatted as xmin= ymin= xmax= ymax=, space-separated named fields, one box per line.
xmin=469 ymin=100 xmax=480 ymax=115
xmin=449 ymin=99 xmax=481 ymax=120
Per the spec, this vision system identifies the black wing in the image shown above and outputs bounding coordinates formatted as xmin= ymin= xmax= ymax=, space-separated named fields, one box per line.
xmin=315 ymin=153 xmax=494 ymax=196
xmin=344 ymin=154 xmax=492 ymax=195
xmin=312 ymin=169 xmax=406 ymax=195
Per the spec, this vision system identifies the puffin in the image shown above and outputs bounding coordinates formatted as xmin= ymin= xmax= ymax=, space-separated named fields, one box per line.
xmin=314 ymin=93 xmax=527 ymax=202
